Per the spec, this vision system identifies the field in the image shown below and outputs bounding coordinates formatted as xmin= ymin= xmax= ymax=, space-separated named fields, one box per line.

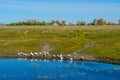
xmin=0 ymin=25 xmax=120 ymax=60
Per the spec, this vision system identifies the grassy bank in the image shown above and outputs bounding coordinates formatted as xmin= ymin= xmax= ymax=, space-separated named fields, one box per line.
xmin=0 ymin=25 xmax=120 ymax=60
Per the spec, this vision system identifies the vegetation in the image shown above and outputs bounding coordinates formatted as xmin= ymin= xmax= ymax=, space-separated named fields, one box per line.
xmin=8 ymin=18 xmax=120 ymax=26
xmin=0 ymin=26 xmax=120 ymax=60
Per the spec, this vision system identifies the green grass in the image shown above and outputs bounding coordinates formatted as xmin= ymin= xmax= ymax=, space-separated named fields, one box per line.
xmin=0 ymin=26 xmax=120 ymax=59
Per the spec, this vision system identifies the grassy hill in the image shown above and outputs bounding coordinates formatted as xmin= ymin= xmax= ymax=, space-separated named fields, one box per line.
xmin=0 ymin=25 xmax=120 ymax=60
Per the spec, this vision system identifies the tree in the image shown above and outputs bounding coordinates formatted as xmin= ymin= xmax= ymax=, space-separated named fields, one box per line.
xmin=76 ymin=21 xmax=81 ymax=26
xmin=61 ymin=20 xmax=66 ymax=26
xmin=118 ymin=20 xmax=120 ymax=25
xmin=107 ymin=22 xmax=116 ymax=25
xmin=76 ymin=21 xmax=86 ymax=25
xmin=41 ymin=21 xmax=46 ymax=25
xmin=87 ymin=23 xmax=94 ymax=25
xmin=93 ymin=19 xmax=97 ymax=25
xmin=97 ymin=18 xmax=106 ymax=25
xmin=80 ymin=21 xmax=86 ymax=25
xmin=69 ymin=22 xmax=74 ymax=26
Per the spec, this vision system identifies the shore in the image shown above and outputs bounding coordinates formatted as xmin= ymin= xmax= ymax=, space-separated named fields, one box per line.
xmin=0 ymin=54 xmax=120 ymax=64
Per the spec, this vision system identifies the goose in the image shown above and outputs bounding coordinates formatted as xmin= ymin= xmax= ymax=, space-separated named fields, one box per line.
xmin=60 ymin=56 xmax=64 ymax=60
xmin=34 ymin=52 xmax=38 ymax=55
xmin=24 ymin=53 xmax=28 ymax=56
xmin=46 ymin=52 xmax=50 ymax=55
xmin=53 ymin=55 xmax=56 ymax=58
xmin=18 ymin=52 xmax=21 ymax=56
xmin=68 ymin=54 xmax=71 ymax=57
xmin=30 ymin=52 xmax=34 ymax=56
xmin=81 ymin=56 xmax=84 ymax=60
xmin=43 ymin=52 xmax=47 ymax=56
xmin=60 ymin=54 xmax=63 ymax=57
xmin=70 ymin=57 xmax=73 ymax=61
xmin=18 ymin=52 xmax=23 ymax=56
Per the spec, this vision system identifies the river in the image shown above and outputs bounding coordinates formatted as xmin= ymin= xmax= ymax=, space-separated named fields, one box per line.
xmin=0 ymin=58 xmax=120 ymax=80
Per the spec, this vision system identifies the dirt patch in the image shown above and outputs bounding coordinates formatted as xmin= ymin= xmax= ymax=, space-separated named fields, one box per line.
xmin=72 ymin=42 xmax=97 ymax=53
xmin=41 ymin=43 xmax=53 ymax=52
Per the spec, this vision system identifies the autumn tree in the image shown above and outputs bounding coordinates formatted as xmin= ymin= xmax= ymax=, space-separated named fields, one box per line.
xmin=96 ymin=18 xmax=106 ymax=25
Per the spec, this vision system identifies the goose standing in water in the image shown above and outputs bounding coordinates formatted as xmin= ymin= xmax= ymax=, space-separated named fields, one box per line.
xmin=30 ymin=52 xmax=34 ymax=57
xmin=81 ymin=56 xmax=84 ymax=60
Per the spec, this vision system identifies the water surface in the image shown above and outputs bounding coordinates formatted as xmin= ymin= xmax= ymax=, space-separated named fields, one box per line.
xmin=0 ymin=58 xmax=120 ymax=80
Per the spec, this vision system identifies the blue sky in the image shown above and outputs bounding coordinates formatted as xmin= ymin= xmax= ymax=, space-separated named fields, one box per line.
xmin=0 ymin=0 xmax=120 ymax=23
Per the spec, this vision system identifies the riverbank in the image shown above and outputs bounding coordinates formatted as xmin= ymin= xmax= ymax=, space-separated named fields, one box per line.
xmin=0 ymin=25 xmax=120 ymax=64
xmin=0 ymin=53 xmax=120 ymax=64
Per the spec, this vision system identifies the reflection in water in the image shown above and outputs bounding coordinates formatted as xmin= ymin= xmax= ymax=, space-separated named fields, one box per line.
xmin=0 ymin=58 xmax=120 ymax=80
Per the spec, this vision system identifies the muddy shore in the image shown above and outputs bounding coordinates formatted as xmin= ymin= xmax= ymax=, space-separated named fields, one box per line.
xmin=0 ymin=54 xmax=120 ymax=65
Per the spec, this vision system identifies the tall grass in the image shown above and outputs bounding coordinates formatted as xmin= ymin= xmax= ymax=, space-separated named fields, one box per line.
xmin=0 ymin=26 xmax=120 ymax=59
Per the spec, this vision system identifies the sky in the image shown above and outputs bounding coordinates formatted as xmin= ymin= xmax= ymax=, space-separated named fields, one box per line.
xmin=0 ymin=0 xmax=120 ymax=24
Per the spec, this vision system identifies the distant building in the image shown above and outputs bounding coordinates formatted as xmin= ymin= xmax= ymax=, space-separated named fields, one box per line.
xmin=52 ymin=20 xmax=59 ymax=26
xmin=53 ymin=23 xmax=58 ymax=26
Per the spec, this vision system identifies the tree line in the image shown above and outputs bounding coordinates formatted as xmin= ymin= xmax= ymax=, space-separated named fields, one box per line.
xmin=8 ymin=18 xmax=120 ymax=26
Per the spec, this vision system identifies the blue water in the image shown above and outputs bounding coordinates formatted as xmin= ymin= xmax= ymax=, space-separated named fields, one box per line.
xmin=0 ymin=58 xmax=120 ymax=80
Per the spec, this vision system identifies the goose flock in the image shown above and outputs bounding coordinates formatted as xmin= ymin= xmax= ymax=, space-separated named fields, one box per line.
xmin=17 ymin=52 xmax=86 ymax=61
